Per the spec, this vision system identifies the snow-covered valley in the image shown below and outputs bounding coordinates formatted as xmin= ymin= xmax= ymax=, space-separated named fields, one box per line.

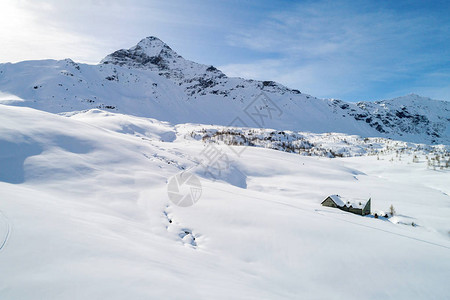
xmin=0 ymin=105 xmax=449 ymax=299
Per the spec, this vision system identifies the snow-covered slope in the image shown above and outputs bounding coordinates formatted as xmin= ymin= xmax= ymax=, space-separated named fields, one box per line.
xmin=0 ymin=105 xmax=449 ymax=299
xmin=185 ymin=125 xmax=449 ymax=159
xmin=0 ymin=37 xmax=448 ymax=144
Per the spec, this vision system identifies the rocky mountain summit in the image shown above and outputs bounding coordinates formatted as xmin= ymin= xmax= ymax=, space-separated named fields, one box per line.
xmin=101 ymin=36 xmax=294 ymax=98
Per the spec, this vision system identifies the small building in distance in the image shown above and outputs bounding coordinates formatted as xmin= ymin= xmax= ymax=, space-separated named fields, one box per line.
xmin=321 ymin=195 xmax=371 ymax=216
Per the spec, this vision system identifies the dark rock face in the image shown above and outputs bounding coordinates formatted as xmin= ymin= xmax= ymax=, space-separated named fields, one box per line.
xmin=100 ymin=37 xmax=305 ymax=99
xmin=206 ymin=66 xmax=218 ymax=72
xmin=102 ymin=43 xmax=173 ymax=70
xmin=328 ymin=95 xmax=448 ymax=142
xmin=351 ymin=103 xmax=431 ymax=135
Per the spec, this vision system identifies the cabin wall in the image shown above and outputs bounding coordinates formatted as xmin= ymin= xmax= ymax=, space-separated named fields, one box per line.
xmin=321 ymin=197 xmax=337 ymax=208
xmin=362 ymin=199 xmax=371 ymax=216
xmin=348 ymin=207 xmax=363 ymax=215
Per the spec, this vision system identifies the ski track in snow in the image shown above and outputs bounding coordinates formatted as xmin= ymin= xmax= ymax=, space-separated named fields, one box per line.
xmin=163 ymin=206 xmax=199 ymax=248
xmin=0 ymin=210 xmax=11 ymax=252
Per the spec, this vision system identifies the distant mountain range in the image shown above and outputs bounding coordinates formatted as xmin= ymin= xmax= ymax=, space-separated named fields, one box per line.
xmin=0 ymin=36 xmax=448 ymax=144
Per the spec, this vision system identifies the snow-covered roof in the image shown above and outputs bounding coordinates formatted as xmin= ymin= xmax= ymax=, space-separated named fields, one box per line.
xmin=328 ymin=195 xmax=369 ymax=208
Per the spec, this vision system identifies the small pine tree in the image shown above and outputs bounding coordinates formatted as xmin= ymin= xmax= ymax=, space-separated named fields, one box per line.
xmin=389 ymin=204 xmax=396 ymax=216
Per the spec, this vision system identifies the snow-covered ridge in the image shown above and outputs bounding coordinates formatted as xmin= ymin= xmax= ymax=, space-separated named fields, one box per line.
xmin=0 ymin=36 xmax=448 ymax=144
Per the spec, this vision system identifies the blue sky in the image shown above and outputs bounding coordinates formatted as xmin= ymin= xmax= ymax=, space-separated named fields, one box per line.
xmin=1 ymin=0 xmax=449 ymax=102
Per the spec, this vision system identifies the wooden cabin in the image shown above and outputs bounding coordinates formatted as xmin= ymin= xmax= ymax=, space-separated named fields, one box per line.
xmin=321 ymin=195 xmax=371 ymax=216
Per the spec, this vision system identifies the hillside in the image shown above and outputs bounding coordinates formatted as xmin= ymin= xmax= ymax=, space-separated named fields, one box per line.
xmin=0 ymin=36 xmax=448 ymax=144
xmin=0 ymin=105 xmax=449 ymax=299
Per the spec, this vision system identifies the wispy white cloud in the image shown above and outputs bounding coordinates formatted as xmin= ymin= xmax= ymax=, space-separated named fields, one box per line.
xmin=0 ymin=0 xmax=225 ymax=64
xmin=220 ymin=59 xmax=365 ymax=98
xmin=0 ymin=0 xmax=106 ymax=63
xmin=223 ymin=0 xmax=450 ymax=101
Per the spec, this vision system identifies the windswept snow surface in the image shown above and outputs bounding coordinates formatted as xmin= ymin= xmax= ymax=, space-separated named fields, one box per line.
xmin=0 ymin=105 xmax=449 ymax=299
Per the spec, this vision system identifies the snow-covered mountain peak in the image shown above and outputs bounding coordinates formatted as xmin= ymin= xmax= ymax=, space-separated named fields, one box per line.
xmin=381 ymin=93 xmax=438 ymax=105
xmin=133 ymin=36 xmax=176 ymax=57
xmin=100 ymin=36 xmax=227 ymax=86
xmin=100 ymin=36 xmax=181 ymax=68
